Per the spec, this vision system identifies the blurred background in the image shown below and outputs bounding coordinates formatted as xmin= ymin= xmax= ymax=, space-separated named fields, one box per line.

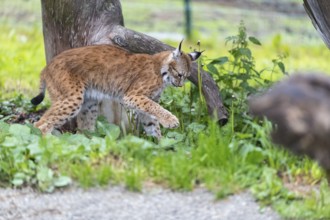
xmin=0 ymin=0 xmax=329 ymax=94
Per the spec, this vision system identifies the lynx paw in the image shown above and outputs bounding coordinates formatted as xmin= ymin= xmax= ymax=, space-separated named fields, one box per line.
xmin=159 ymin=114 xmax=179 ymax=129
xmin=34 ymin=121 xmax=53 ymax=135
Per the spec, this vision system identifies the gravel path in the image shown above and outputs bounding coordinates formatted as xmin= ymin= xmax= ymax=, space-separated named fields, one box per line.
xmin=0 ymin=186 xmax=281 ymax=220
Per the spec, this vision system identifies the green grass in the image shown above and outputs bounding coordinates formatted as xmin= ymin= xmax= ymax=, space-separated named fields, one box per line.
xmin=0 ymin=25 xmax=45 ymax=95
xmin=1 ymin=0 xmax=330 ymax=219
xmin=1 ymin=113 xmax=329 ymax=218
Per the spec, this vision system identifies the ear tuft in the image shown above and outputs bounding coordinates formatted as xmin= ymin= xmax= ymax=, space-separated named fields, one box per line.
xmin=173 ymin=39 xmax=184 ymax=58
xmin=188 ymin=51 xmax=203 ymax=61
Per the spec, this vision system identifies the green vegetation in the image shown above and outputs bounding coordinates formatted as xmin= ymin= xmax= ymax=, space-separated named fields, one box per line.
xmin=1 ymin=0 xmax=330 ymax=219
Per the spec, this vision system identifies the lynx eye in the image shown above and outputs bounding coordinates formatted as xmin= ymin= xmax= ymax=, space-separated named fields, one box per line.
xmin=173 ymin=68 xmax=184 ymax=78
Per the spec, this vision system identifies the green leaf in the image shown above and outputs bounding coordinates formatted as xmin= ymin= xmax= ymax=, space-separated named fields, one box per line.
xmin=66 ymin=133 xmax=91 ymax=146
xmin=206 ymin=64 xmax=219 ymax=75
xmin=0 ymin=122 xmax=9 ymax=142
xmin=12 ymin=178 xmax=24 ymax=186
xmin=166 ymin=132 xmax=185 ymax=142
xmin=27 ymin=141 xmax=42 ymax=156
xmin=8 ymin=124 xmax=32 ymax=143
xmin=209 ymin=56 xmax=229 ymax=65
xmin=96 ymin=118 xmax=121 ymax=140
xmin=187 ymin=122 xmax=206 ymax=133
xmin=238 ymin=48 xmax=252 ymax=59
xmin=158 ymin=138 xmax=180 ymax=148
xmin=239 ymin=143 xmax=265 ymax=164
xmin=54 ymin=176 xmax=72 ymax=187
xmin=37 ymin=166 xmax=54 ymax=182
xmin=0 ymin=121 xmax=10 ymax=132
xmin=235 ymin=132 xmax=253 ymax=139
xmin=37 ymin=166 xmax=55 ymax=192
xmin=12 ymin=172 xmax=26 ymax=186
xmin=120 ymin=136 xmax=154 ymax=150
xmin=248 ymin=36 xmax=262 ymax=46
xmin=2 ymin=136 xmax=20 ymax=147
xmin=26 ymin=123 xmax=42 ymax=135
xmin=277 ymin=62 xmax=286 ymax=75
xmin=9 ymin=124 xmax=31 ymax=136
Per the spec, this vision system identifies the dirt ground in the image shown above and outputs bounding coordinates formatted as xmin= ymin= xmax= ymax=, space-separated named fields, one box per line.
xmin=0 ymin=186 xmax=281 ymax=220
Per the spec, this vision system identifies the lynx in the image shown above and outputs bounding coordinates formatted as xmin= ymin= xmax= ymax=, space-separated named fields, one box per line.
xmin=31 ymin=41 xmax=201 ymax=139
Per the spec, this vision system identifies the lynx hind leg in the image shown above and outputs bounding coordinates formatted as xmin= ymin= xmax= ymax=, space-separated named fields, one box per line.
xmin=137 ymin=113 xmax=162 ymax=140
xmin=35 ymin=97 xmax=84 ymax=134
xmin=77 ymin=99 xmax=99 ymax=131
xmin=99 ymin=99 xmax=130 ymax=131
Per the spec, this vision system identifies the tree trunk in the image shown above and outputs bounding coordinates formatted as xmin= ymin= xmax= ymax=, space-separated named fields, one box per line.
xmin=304 ymin=0 xmax=330 ymax=49
xmin=40 ymin=0 xmax=228 ymax=131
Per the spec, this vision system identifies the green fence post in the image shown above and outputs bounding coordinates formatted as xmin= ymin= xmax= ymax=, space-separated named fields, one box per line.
xmin=184 ymin=0 xmax=192 ymax=39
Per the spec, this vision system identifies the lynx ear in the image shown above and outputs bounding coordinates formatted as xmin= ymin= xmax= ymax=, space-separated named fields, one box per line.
xmin=173 ymin=39 xmax=183 ymax=58
xmin=188 ymin=51 xmax=202 ymax=61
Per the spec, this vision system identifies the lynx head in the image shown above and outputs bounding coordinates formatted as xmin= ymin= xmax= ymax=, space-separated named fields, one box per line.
xmin=162 ymin=40 xmax=202 ymax=87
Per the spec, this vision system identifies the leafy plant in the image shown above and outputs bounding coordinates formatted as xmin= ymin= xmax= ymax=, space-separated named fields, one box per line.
xmin=0 ymin=119 xmax=123 ymax=191
xmin=205 ymin=21 xmax=287 ymax=130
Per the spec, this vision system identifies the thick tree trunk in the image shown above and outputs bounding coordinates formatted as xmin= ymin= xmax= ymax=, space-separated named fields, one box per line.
xmin=304 ymin=0 xmax=330 ymax=49
xmin=41 ymin=0 xmax=228 ymax=131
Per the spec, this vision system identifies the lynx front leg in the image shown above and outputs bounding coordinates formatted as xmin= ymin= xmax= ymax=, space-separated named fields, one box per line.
xmin=77 ymin=99 xmax=99 ymax=131
xmin=122 ymin=95 xmax=179 ymax=129
xmin=137 ymin=113 xmax=162 ymax=140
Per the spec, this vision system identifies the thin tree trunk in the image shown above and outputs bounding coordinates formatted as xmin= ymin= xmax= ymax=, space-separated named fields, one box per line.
xmin=40 ymin=0 xmax=228 ymax=131
xmin=304 ymin=0 xmax=330 ymax=49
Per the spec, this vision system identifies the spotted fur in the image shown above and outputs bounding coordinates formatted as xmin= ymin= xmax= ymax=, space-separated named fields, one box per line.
xmin=31 ymin=41 xmax=201 ymax=139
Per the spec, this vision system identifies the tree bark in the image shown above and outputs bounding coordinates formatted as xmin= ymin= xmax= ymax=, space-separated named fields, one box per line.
xmin=304 ymin=0 xmax=330 ymax=49
xmin=41 ymin=0 xmax=124 ymax=62
xmin=40 ymin=0 xmax=228 ymax=131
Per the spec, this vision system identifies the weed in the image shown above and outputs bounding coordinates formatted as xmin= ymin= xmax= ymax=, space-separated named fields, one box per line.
xmin=205 ymin=21 xmax=287 ymax=131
